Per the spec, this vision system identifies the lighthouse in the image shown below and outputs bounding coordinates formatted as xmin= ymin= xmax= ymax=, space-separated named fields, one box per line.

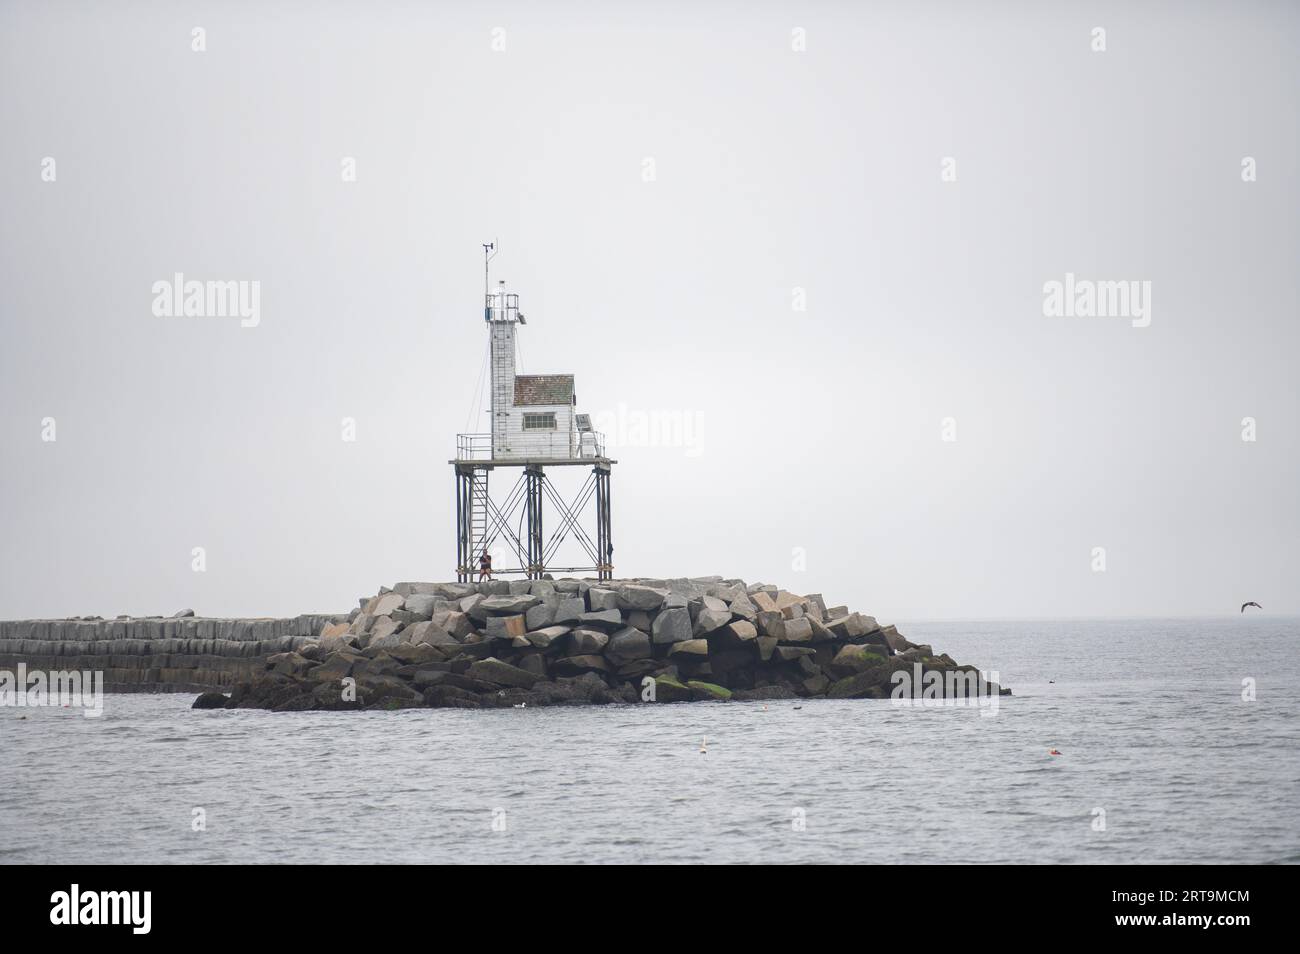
xmin=484 ymin=280 xmax=581 ymax=460
xmin=452 ymin=244 xmax=614 ymax=581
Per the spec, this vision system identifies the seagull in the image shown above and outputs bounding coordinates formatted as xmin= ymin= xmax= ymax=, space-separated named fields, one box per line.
xmin=1241 ymin=602 xmax=1262 ymax=613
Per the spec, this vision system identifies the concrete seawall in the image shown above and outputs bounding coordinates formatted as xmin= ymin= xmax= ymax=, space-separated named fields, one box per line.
xmin=0 ymin=615 xmax=344 ymax=692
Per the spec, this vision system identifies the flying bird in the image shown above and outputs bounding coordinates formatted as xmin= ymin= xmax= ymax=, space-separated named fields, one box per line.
xmin=1241 ymin=602 xmax=1262 ymax=613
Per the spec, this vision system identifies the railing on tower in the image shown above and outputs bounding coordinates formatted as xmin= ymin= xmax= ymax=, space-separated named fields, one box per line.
xmin=455 ymin=430 xmax=607 ymax=461
xmin=455 ymin=433 xmax=493 ymax=461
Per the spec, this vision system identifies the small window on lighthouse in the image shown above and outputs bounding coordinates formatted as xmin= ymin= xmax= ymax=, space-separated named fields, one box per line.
xmin=523 ymin=412 xmax=557 ymax=431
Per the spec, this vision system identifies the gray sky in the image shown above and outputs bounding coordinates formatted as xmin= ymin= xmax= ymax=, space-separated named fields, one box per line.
xmin=2 ymin=0 xmax=1296 ymax=620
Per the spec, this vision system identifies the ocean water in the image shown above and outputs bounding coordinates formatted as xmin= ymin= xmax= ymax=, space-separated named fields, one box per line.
xmin=2 ymin=618 xmax=1297 ymax=864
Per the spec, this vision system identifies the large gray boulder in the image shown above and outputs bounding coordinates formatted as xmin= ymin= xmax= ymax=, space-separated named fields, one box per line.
xmin=828 ymin=643 xmax=888 ymax=678
xmin=689 ymin=595 xmax=728 ymax=622
xmin=486 ymin=615 xmax=527 ymax=639
xmin=568 ymin=629 xmax=609 ymax=654
xmin=716 ymin=620 xmax=757 ymax=648
xmin=755 ymin=610 xmax=784 ymax=636
xmin=606 ymin=628 xmax=651 ymax=666
xmin=433 ymin=582 xmax=477 ymax=600
xmin=368 ymin=617 xmax=401 ymax=644
xmin=779 ymin=618 xmax=814 ymax=643
xmin=727 ymin=592 xmax=758 ymax=620
xmin=405 ymin=621 xmax=459 ymax=647
xmin=525 ymin=625 xmax=571 ymax=650
xmin=651 ymin=607 xmax=692 ymax=644
xmin=578 ymin=609 xmax=624 ymax=632
xmin=480 ymin=594 xmax=542 ymax=616
xmin=525 ymin=601 xmax=556 ymax=630
xmin=431 ymin=609 xmax=474 ymax=639
xmin=587 ymin=588 xmax=620 ymax=611
xmin=467 ymin=657 xmax=540 ymax=689
xmin=529 ymin=580 xmax=557 ymax=601
xmin=321 ymin=629 xmax=358 ymax=654
xmin=372 ymin=593 xmax=405 ymax=617
xmin=808 ymin=615 xmax=836 ymax=642
xmin=616 ymin=585 xmax=667 ymax=612
xmin=403 ymin=594 xmax=437 ymax=619
xmin=827 ymin=613 xmax=872 ymax=639
xmin=367 ymin=631 xmax=405 ymax=650
xmin=668 ymin=638 xmax=709 ymax=657
xmin=878 ymin=625 xmax=909 ymax=654
xmin=552 ymin=597 xmax=586 ymax=625
xmin=552 ymin=654 xmax=610 ymax=674
xmin=692 ymin=604 xmax=732 ymax=636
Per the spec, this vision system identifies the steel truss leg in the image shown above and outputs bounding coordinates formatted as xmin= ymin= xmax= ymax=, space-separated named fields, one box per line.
xmin=455 ymin=465 xmax=472 ymax=583
xmin=596 ymin=464 xmax=612 ymax=581
xmin=526 ymin=466 xmax=544 ymax=579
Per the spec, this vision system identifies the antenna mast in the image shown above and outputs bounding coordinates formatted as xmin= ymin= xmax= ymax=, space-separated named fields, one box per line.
xmin=482 ymin=240 xmax=497 ymax=319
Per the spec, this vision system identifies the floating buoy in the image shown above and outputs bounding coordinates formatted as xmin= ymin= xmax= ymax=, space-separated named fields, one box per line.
xmin=699 ymin=736 xmax=707 ymax=754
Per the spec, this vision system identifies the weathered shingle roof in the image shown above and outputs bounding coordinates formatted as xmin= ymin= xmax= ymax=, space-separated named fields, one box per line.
xmin=514 ymin=374 xmax=574 ymax=407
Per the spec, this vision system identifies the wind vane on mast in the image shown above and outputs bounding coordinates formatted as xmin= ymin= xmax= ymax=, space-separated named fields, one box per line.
xmin=482 ymin=240 xmax=497 ymax=319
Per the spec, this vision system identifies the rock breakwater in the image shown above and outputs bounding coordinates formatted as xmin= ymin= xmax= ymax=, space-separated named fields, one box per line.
xmin=187 ymin=578 xmax=1008 ymax=711
xmin=0 ymin=614 xmax=341 ymax=692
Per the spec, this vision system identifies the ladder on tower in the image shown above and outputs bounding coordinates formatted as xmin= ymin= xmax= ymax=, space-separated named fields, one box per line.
xmin=467 ymin=470 xmax=489 ymax=562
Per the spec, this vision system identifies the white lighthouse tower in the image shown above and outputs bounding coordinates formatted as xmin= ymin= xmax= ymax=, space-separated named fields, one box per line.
xmin=452 ymin=243 xmax=613 ymax=581
xmin=484 ymin=279 xmax=581 ymax=460
xmin=485 ymin=279 xmax=521 ymax=458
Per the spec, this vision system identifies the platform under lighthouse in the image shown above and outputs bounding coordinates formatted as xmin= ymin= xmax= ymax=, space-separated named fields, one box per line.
xmin=452 ymin=244 xmax=614 ymax=582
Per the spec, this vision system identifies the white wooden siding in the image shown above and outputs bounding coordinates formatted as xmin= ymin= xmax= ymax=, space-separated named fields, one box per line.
xmin=499 ymin=403 xmax=575 ymax=459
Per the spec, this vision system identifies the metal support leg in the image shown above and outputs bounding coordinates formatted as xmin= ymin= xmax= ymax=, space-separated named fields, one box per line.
xmin=595 ymin=463 xmax=612 ymax=581
xmin=454 ymin=466 xmax=471 ymax=583
xmin=526 ymin=466 xmax=545 ymax=579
